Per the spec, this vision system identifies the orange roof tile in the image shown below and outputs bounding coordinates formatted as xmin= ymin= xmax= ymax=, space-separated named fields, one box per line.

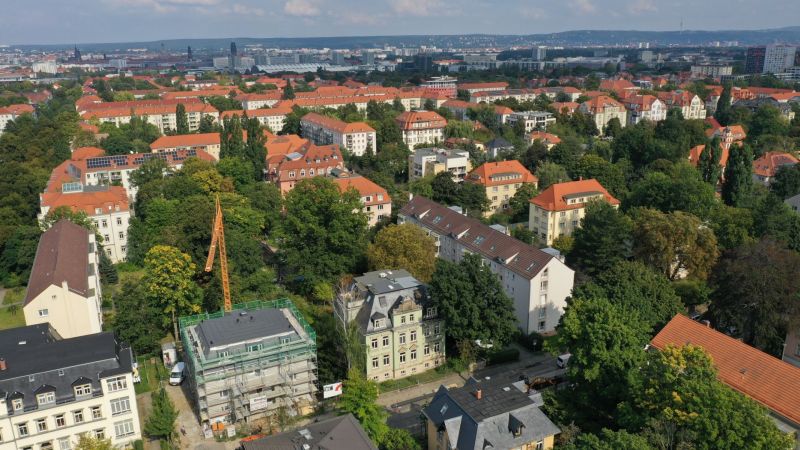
xmin=72 ymin=147 xmax=106 ymax=160
xmin=752 ymin=151 xmax=799 ymax=178
xmin=81 ymin=102 xmax=217 ymax=119
xmin=651 ymin=314 xmax=800 ymax=426
xmin=150 ymin=133 xmax=221 ymax=150
xmin=41 ymin=186 xmax=130 ymax=216
xmin=332 ymin=175 xmax=391 ymax=205
xmin=220 ymin=107 xmax=291 ymax=119
xmin=395 ymin=111 xmax=447 ymax=130
xmin=467 ymin=160 xmax=538 ymax=187
xmin=581 ymin=95 xmax=624 ymax=113
xmin=457 ymin=82 xmax=509 ymax=90
xmin=0 ymin=104 xmax=34 ymax=115
xmin=528 ymin=131 xmax=561 ymax=145
xmin=300 ymin=112 xmax=375 ymax=134
xmin=530 ymin=179 xmax=619 ymax=211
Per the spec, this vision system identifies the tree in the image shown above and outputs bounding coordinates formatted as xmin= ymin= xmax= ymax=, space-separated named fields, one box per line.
xmin=574 ymin=154 xmax=627 ymax=198
xmin=144 ymin=388 xmax=179 ymax=446
xmin=575 ymin=260 xmax=683 ymax=331
xmin=279 ymin=177 xmax=368 ymax=291
xmin=770 ymin=164 xmax=800 ymax=199
xmin=282 ymin=83 xmax=295 ymax=100
xmin=367 ymin=224 xmax=436 ymax=282
xmin=709 ymin=238 xmax=800 ymax=355
xmin=603 ymin=117 xmax=623 ymax=138
xmin=130 ymin=157 xmax=171 ymax=189
xmin=631 ymin=209 xmax=719 ymax=281
xmin=40 ymin=206 xmax=97 ymax=232
xmin=507 ymin=183 xmax=539 ymax=222
xmin=698 ymin=137 xmax=722 ymax=185
xmin=535 ymin=161 xmax=569 ymax=190
xmin=428 ymin=254 xmax=518 ymax=347
xmin=457 ymin=181 xmax=490 ymax=217
xmin=98 ymin=250 xmax=118 ymax=285
xmin=721 ymin=144 xmax=754 ymax=207
xmin=198 ymin=114 xmax=217 ymax=133
xmin=430 ymin=171 xmax=460 ymax=205
xmin=380 ymin=428 xmax=421 ymax=450
xmin=74 ymin=435 xmax=114 ymax=450
xmin=567 ymin=202 xmax=633 ymax=278
xmin=560 ymin=429 xmax=653 ymax=450
xmin=340 ymin=368 xmax=388 ymax=443
xmin=175 ymin=103 xmax=189 ymax=134
xmin=625 ymin=163 xmax=717 ymax=220
xmin=219 ymin=115 xmax=244 ymax=159
xmin=748 ymin=105 xmax=790 ymax=145
xmin=548 ymin=136 xmax=584 ymax=177
xmin=143 ymin=245 xmax=202 ymax=340
xmin=111 ymin=281 xmax=164 ymax=355
xmin=243 ymin=117 xmax=266 ymax=180
xmin=714 ymin=83 xmax=733 ymax=126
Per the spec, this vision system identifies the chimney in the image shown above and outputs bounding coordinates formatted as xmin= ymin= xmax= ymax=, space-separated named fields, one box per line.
xmin=474 ymin=389 xmax=482 ymax=400
xmin=0 ymin=358 xmax=6 ymax=371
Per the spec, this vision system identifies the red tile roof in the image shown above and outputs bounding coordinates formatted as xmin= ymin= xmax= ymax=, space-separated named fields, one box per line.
xmin=25 ymin=220 xmax=91 ymax=304
xmin=395 ymin=111 xmax=447 ymax=130
xmin=752 ymin=151 xmax=799 ymax=178
xmin=220 ymin=107 xmax=292 ymax=119
xmin=0 ymin=103 xmax=34 ymax=115
xmin=150 ymin=133 xmax=221 ymax=150
xmin=41 ymin=185 xmax=130 ymax=216
xmin=688 ymin=144 xmax=730 ymax=168
xmin=530 ymin=179 xmax=619 ymax=211
xmin=467 ymin=160 xmax=538 ymax=188
xmin=651 ymin=314 xmax=800 ymax=426
xmin=332 ymin=175 xmax=391 ymax=206
xmin=458 ymin=82 xmax=509 ymax=90
xmin=301 ymin=112 xmax=375 ymax=134
xmin=81 ymin=102 xmax=217 ymax=119
xmin=580 ymin=95 xmax=624 ymax=113
xmin=528 ymin=131 xmax=561 ymax=145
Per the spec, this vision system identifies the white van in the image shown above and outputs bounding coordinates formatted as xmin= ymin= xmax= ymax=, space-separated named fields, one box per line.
xmin=556 ymin=353 xmax=571 ymax=369
xmin=169 ymin=362 xmax=186 ymax=386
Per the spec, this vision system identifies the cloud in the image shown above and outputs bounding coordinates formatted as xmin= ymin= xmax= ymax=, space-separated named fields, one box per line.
xmin=232 ymin=3 xmax=265 ymax=16
xmin=389 ymin=0 xmax=444 ymax=17
xmin=629 ymin=0 xmax=657 ymax=14
xmin=101 ymin=0 xmax=221 ymax=13
xmin=569 ymin=0 xmax=596 ymax=13
xmin=520 ymin=6 xmax=547 ymax=20
xmin=283 ymin=0 xmax=321 ymax=16
xmin=337 ymin=11 xmax=384 ymax=25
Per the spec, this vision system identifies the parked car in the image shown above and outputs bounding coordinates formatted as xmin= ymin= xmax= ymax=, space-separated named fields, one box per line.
xmin=556 ymin=353 xmax=571 ymax=369
xmin=169 ymin=362 xmax=186 ymax=385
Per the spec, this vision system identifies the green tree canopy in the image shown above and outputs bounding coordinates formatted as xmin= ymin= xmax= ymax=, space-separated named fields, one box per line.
xmin=367 ymin=223 xmax=436 ymax=282
xmin=721 ymin=144 xmax=754 ymax=208
xmin=340 ymin=368 xmax=388 ymax=443
xmin=144 ymin=387 xmax=179 ymax=445
xmin=535 ymin=161 xmax=569 ymax=190
xmin=567 ymin=202 xmax=633 ymax=278
xmin=175 ymin=103 xmax=189 ymax=134
xmin=143 ymin=245 xmax=202 ymax=339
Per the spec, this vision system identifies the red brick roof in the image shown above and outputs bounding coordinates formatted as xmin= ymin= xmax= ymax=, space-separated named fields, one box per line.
xmin=0 ymin=103 xmax=34 ymax=115
xmin=580 ymin=95 xmax=624 ymax=113
xmin=530 ymin=179 xmax=619 ymax=211
xmin=688 ymin=144 xmax=730 ymax=168
xmin=651 ymin=314 xmax=800 ymax=426
xmin=395 ymin=111 xmax=447 ymax=131
xmin=150 ymin=133 xmax=220 ymax=150
xmin=467 ymin=160 xmax=538 ymax=188
xmin=457 ymin=82 xmax=509 ymax=90
xmin=41 ymin=185 xmax=130 ymax=216
xmin=752 ymin=151 xmax=799 ymax=178
xmin=301 ymin=112 xmax=375 ymax=134
xmin=332 ymin=175 xmax=390 ymax=206
xmin=528 ymin=131 xmax=561 ymax=145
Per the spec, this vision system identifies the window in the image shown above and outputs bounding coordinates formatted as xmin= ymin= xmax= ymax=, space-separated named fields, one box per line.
xmin=118 ymin=232 xmax=124 ymax=240
xmin=12 ymin=399 xmax=23 ymax=411
xmin=55 ymin=415 xmax=66 ymax=428
xmin=538 ymin=321 xmax=546 ymax=332
xmin=300 ymin=169 xmax=305 ymax=177
xmin=371 ymin=338 xmax=378 ymax=349
xmin=400 ymin=315 xmax=406 ymax=324
xmin=17 ymin=423 xmax=28 ymax=437
xmin=434 ymin=343 xmax=441 ymax=353
xmin=73 ymin=410 xmax=84 ymax=423
xmin=101 ymin=219 xmax=108 ymax=228
xmin=539 ymin=308 xmax=546 ymax=319
xmin=399 ymin=352 xmax=407 ymax=363
xmin=382 ymin=336 xmax=389 ymax=347
xmin=38 ymin=309 xmax=49 ymax=317
xmin=410 ymin=330 xmax=417 ymax=342
xmin=36 ymin=419 xmax=47 ymax=432
xmin=383 ymin=355 xmax=390 ymax=366
xmin=58 ymin=437 xmax=71 ymax=450
xmin=399 ymin=334 xmax=406 ymax=344
xmin=116 ymin=217 xmax=122 ymax=225
xmin=434 ymin=324 xmax=440 ymax=335
xmin=424 ymin=345 xmax=430 ymax=356
xmin=37 ymin=391 xmax=55 ymax=405
xmin=372 ymin=357 xmax=379 ymax=369
xmin=103 ymin=234 xmax=109 ymax=242
xmin=114 ymin=420 xmax=135 ymax=438
xmin=426 ymin=307 xmax=437 ymax=318
xmin=106 ymin=376 xmax=127 ymax=393
xmin=411 ymin=349 xmax=417 ymax=360
xmin=409 ymin=314 xmax=415 ymax=322
xmin=91 ymin=406 xmax=102 ymax=420
xmin=535 ymin=440 xmax=544 ymax=450
xmin=373 ymin=319 xmax=384 ymax=328
xmin=74 ymin=384 xmax=92 ymax=397
xmin=94 ymin=429 xmax=105 ymax=439
xmin=121 ymin=245 xmax=126 ymax=253
xmin=110 ymin=397 xmax=131 ymax=416
xmin=246 ymin=344 xmax=262 ymax=352
xmin=217 ymin=351 xmax=230 ymax=358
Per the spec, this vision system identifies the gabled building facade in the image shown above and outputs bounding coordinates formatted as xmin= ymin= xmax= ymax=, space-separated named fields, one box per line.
xmin=466 ymin=161 xmax=538 ymax=216
xmin=395 ymin=111 xmax=447 ymax=147
xmin=300 ymin=112 xmax=376 ymax=157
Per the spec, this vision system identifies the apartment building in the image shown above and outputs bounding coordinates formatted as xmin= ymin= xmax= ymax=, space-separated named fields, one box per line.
xmin=526 ymin=131 xmax=561 ymax=149
xmin=421 ymin=76 xmax=458 ymax=97
xmin=399 ymin=197 xmax=575 ymax=335
xmin=408 ymin=148 xmax=471 ymax=182
xmin=267 ymin=143 xmax=345 ymax=193
xmin=80 ymin=102 xmax=219 ymax=134
xmin=0 ymin=104 xmax=35 ymax=136
xmin=0 ymin=325 xmax=141 ymax=450
xmin=466 ymin=161 xmax=538 ymax=216
xmin=331 ymin=172 xmax=391 ymax=227
xmin=423 ymin=378 xmax=560 ymax=450
xmin=241 ymin=414 xmax=375 ymax=450
xmin=149 ymin=133 xmax=222 ymax=160
xmin=656 ymin=91 xmax=706 ymax=119
xmin=529 ymin=179 xmax=620 ymax=246
xmin=39 ymin=185 xmax=130 ymax=264
xmin=506 ymin=111 xmax=556 ymax=133
xmin=23 ymin=220 xmax=103 ymax=339
xmin=752 ymin=151 xmax=799 ymax=186
xmin=457 ymin=81 xmax=509 ymax=95
xmin=690 ymin=64 xmax=733 ymax=77
xmin=579 ymin=95 xmax=627 ymax=134
xmin=763 ymin=45 xmax=798 ymax=74
xmin=395 ymin=111 xmax=447 ymax=147
xmin=236 ymin=92 xmax=282 ymax=110
xmin=300 ymin=112 xmax=376 ymax=157
xmin=334 ymin=270 xmax=446 ymax=381
xmin=221 ymin=108 xmax=291 ymax=133
xmin=622 ymin=94 xmax=667 ymax=125
xmin=179 ymin=299 xmax=317 ymax=426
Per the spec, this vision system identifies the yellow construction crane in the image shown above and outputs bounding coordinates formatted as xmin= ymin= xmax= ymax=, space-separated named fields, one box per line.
xmin=205 ymin=195 xmax=232 ymax=312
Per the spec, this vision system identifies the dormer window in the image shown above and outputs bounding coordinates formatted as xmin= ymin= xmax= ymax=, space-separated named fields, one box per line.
xmin=373 ymin=319 xmax=384 ymax=328
xmin=74 ymin=384 xmax=92 ymax=397
xmin=12 ymin=398 xmax=23 ymax=411
xmin=37 ymin=391 xmax=55 ymax=405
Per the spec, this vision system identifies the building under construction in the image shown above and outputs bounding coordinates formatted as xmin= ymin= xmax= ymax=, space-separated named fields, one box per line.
xmin=179 ymin=299 xmax=318 ymax=426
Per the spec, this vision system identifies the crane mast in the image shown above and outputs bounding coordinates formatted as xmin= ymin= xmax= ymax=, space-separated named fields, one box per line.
xmin=205 ymin=195 xmax=232 ymax=312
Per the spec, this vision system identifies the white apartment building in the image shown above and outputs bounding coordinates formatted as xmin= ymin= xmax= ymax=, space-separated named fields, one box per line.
xmin=505 ymin=111 xmax=556 ymax=133
xmin=395 ymin=111 xmax=447 ymax=147
xmin=408 ymin=148 xmax=471 ymax=182
xmin=38 ymin=185 xmax=131 ymax=264
xmin=221 ymin=108 xmax=290 ymax=134
xmin=23 ymin=221 xmax=103 ymax=339
xmin=0 ymin=325 xmax=141 ymax=450
xmin=622 ymin=95 xmax=667 ymax=125
xmin=236 ymin=92 xmax=282 ymax=110
xmin=300 ymin=112 xmax=377 ymax=157
xmin=331 ymin=173 xmax=392 ymax=227
xmin=764 ymin=45 xmax=797 ymax=74
xmin=579 ymin=95 xmax=627 ymax=134
xmin=399 ymin=197 xmax=575 ymax=335
xmin=80 ymin=103 xmax=219 ymax=134
xmin=690 ymin=64 xmax=733 ymax=77
xmin=657 ymin=91 xmax=707 ymax=120
xmin=0 ymin=104 xmax=35 ymax=136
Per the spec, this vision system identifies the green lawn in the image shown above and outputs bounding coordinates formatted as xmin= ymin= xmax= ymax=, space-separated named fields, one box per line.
xmin=0 ymin=305 xmax=26 ymax=331
xmin=134 ymin=355 xmax=167 ymax=395
xmin=378 ymin=360 xmax=464 ymax=393
xmin=2 ymin=287 xmax=24 ymax=305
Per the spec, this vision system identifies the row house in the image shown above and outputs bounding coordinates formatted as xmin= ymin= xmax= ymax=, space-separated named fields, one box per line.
xmin=334 ymin=270 xmax=445 ymax=381
xmin=469 ymin=88 xmax=542 ymax=104
xmin=0 ymin=104 xmax=35 ymax=136
xmin=399 ymin=196 xmax=575 ymax=335
xmin=396 ymin=111 xmax=447 ymax=147
xmin=331 ymin=173 xmax=392 ymax=227
xmin=221 ymin=107 xmax=291 ymax=133
xmin=408 ymin=148 xmax=471 ymax=182
xmin=149 ymin=133 xmax=222 ymax=160
xmin=161 ymin=88 xmax=241 ymax=100
xmin=506 ymin=111 xmax=556 ymax=132
xmin=457 ymin=81 xmax=509 ymax=95
xmin=0 ymin=326 xmax=141 ymax=450
xmin=267 ymin=143 xmax=345 ymax=193
xmin=23 ymin=220 xmax=103 ymax=339
xmin=622 ymin=94 xmax=667 ymax=125
xmin=466 ymin=160 xmax=538 ymax=216
xmin=80 ymin=103 xmax=219 ymax=134
xmin=529 ymin=179 xmax=620 ymax=246
xmin=74 ymin=96 xmax=203 ymax=115
xmin=300 ymin=112 xmax=376 ymax=157
xmin=656 ymin=90 xmax=706 ymax=119
xmin=236 ymin=91 xmax=282 ymax=110
xmin=579 ymin=95 xmax=627 ymax=134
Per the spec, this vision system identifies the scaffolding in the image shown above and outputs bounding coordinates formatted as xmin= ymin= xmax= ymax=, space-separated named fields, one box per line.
xmin=179 ymin=298 xmax=318 ymax=425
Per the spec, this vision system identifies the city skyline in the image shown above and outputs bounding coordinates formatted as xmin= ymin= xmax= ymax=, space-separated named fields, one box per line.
xmin=2 ymin=0 xmax=800 ymax=46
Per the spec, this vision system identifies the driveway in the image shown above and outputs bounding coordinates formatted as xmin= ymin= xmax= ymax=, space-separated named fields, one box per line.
xmin=164 ymin=382 xmax=213 ymax=449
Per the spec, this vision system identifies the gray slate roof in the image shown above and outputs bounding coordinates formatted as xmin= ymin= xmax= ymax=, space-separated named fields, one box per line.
xmin=241 ymin=413 xmax=377 ymax=450
xmin=423 ymin=378 xmax=560 ymax=450
xmin=351 ymin=270 xmax=430 ymax=334
xmin=25 ymin=220 xmax=91 ymax=304
xmin=196 ymin=308 xmax=298 ymax=353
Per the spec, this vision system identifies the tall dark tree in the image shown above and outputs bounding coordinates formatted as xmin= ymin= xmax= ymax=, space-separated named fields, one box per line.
xmin=144 ymin=388 xmax=179 ymax=445
xmin=698 ymin=136 xmax=722 ymax=185
xmin=175 ymin=103 xmax=189 ymax=134
xmin=770 ymin=164 xmax=800 ymax=199
xmin=714 ymin=83 xmax=733 ymax=126
xmin=282 ymin=83 xmax=295 ymax=100
xmin=243 ymin=117 xmax=266 ymax=180
xmin=220 ymin=115 xmax=245 ymax=159
xmin=98 ymin=251 xmax=118 ymax=285
xmin=567 ymin=202 xmax=633 ymax=278
xmin=721 ymin=144 xmax=754 ymax=207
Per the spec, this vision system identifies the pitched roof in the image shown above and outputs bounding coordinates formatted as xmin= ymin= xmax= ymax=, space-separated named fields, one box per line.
xmin=41 ymin=185 xmax=130 ymax=216
xmin=150 ymin=133 xmax=221 ymax=150
xmin=332 ymin=175 xmax=390 ymax=205
xmin=531 ymin=179 xmax=620 ymax=211
xmin=752 ymin=151 xmax=799 ymax=177
xmin=0 ymin=103 xmax=34 ymax=115
xmin=242 ymin=414 xmax=376 ymax=450
xmin=580 ymin=95 xmax=624 ymax=113
xmin=651 ymin=314 xmax=800 ymax=426
xmin=221 ymin=107 xmax=291 ymax=119
xmin=25 ymin=220 xmax=90 ymax=304
xmin=688 ymin=144 xmax=730 ymax=168
xmin=528 ymin=131 xmax=561 ymax=145
xmin=395 ymin=110 xmax=447 ymax=130
xmin=467 ymin=160 xmax=538 ymax=187
xmin=80 ymin=102 xmax=217 ymax=119
xmin=301 ymin=112 xmax=375 ymax=134
xmin=458 ymin=82 xmax=509 ymax=90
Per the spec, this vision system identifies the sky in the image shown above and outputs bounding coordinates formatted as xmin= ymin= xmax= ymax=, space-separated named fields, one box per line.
xmin=1 ymin=0 xmax=799 ymax=45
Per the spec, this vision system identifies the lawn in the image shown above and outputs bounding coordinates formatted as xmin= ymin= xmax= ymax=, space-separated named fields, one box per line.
xmin=0 ymin=305 xmax=26 ymax=331
xmin=378 ymin=359 xmax=465 ymax=393
xmin=2 ymin=287 xmax=24 ymax=305
xmin=134 ymin=355 xmax=168 ymax=395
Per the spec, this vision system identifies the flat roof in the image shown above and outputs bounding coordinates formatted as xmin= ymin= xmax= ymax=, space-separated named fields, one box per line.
xmin=196 ymin=308 xmax=297 ymax=350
